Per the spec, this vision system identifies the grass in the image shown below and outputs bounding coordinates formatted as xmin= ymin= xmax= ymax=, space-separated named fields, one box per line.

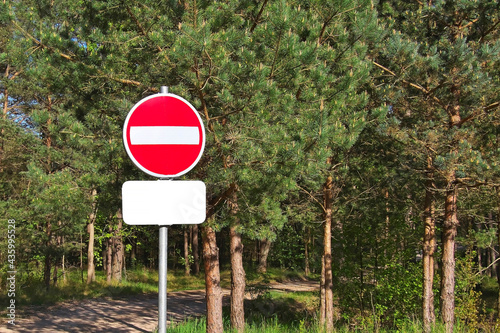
xmin=244 ymin=290 xmax=318 ymax=326
xmin=246 ymin=267 xmax=316 ymax=285
xmin=161 ymin=276 xmax=500 ymax=332
xmin=158 ymin=293 xmax=487 ymax=333
xmin=1 ymin=266 xmax=206 ymax=308
xmin=3 ymin=265 xmax=306 ymax=306
xmin=1 ymin=265 xmax=308 ymax=308
xmin=6 ymin=267 xmax=500 ymax=332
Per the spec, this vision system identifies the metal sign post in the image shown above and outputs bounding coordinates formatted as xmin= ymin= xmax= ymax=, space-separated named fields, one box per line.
xmin=158 ymin=85 xmax=168 ymax=333
xmin=158 ymin=225 xmax=168 ymax=333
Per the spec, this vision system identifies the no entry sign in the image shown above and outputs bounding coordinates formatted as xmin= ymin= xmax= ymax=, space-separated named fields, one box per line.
xmin=123 ymin=93 xmax=205 ymax=178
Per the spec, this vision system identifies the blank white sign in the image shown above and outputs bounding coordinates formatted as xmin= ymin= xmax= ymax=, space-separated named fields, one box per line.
xmin=122 ymin=180 xmax=206 ymax=225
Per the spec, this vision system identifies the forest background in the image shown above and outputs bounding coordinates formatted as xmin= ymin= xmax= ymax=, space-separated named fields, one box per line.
xmin=0 ymin=0 xmax=499 ymax=332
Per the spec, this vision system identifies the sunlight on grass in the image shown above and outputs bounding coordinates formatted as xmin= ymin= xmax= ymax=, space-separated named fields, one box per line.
xmin=160 ymin=316 xmax=480 ymax=333
xmin=10 ymin=266 xmax=207 ymax=307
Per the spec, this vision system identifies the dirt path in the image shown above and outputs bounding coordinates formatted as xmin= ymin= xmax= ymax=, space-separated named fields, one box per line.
xmin=1 ymin=281 xmax=318 ymax=333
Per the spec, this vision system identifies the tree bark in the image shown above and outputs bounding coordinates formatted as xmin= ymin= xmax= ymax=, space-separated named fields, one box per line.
xmin=53 ymin=222 xmax=63 ymax=286
xmin=62 ymin=237 xmax=67 ymax=284
xmin=320 ymin=176 xmax=334 ymax=331
xmin=192 ymin=224 xmax=200 ymax=274
xmin=257 ymin=238 xmax=271 ymax=274
xmin=44 ymin=219 xmax=52 ymax=291
xmin=440 ymin=172 xmax=458 ymax=333
xmin=52 ymin=258 xmax=58 ymax=286
xmin=422 ymin=158 xmax=436 ymax=332
xmin=106 ymin=229 xmax=113 ymax=284
xmin=112 ymin=210 xmax=124 ymax=281
xmin=319 ymin=254 xmax=326 ymax=326
xmin=44 ymin=255 xmax=51 ymax=291
xmin=184 ymin=227 xmax=190 ymax=276
xmin=439 ymin=90 xmax=461 ymax=332
xmin=202 ymin=223 xmax=223 ymax=333
xmin=229 ymin=190 xmax=245 ymax=332
xmin=87 ymin=188 xmax=97 ymax=284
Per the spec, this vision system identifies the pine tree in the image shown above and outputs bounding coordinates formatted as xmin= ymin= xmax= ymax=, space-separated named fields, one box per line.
xmin=374 ymin=1 xmax=500 ymax=331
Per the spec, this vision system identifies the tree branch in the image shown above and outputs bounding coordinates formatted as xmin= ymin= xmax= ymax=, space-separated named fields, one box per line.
xmin=12 ymin=20 xmax=75 ymax=61
xmin=13 ymin=19 xmax=158 ymax=91
xmin=458 ymin=101 xmax=499 ymax=126
xmin=373 ymin=60 xmax=444 ymax=108
xmin=206 ymin=183 xmax=238 ymax=219
xmin=479 ymin=19 xmax=500 ymax=43
xmin=297 ymin=184 xmax=326 ymax=213
xmin=126 ymin=7 xmax=173 ymax=66
xmin=250 ymin=0 xmax=269 ymax=33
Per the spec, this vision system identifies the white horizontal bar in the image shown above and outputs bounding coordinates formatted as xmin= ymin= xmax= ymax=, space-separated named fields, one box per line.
xmin=130 ymin=126 xmax=199 ymax=145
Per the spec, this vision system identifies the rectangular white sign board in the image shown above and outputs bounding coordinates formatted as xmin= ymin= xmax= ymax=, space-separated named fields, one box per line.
xmin=122 ymin=180 xmax=206 ymax=225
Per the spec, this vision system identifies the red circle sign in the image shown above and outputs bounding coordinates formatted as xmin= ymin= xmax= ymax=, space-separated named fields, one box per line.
xmin=123 ymin=93 xmax=205 ymax=178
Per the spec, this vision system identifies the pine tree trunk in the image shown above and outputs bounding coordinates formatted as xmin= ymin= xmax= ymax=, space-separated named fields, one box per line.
xmin=44 ymin=254 xmax=51 ymax=291
xmin=440 ymin=173 xmax=458 ymax=333
xmin=131 ymin=239 xmax=137 ymax=268
xmin=106 ymin=233 xmax=113 ymax=284
xmin=230 ymin=225 xmax=245 ymax=332
xmin=87 ymin=188 xmax=97 ymax=284
xmin=229 ymin=189 xmax=245 ymax=332
xmin=52 ymin=259 xmax=58 ymax=286
xmin=53 ymin=224 xmax=62 ymax=286
xmin=319 ymin=254 xmax=326 ymax=326
xmin=112 ymin=212 xmax=124 ymax=281
xmin=202 ymin=223 xmax=223 ymax=333
xmin=439 ymin=96 xmax=461 ymax=332
xmin=257 ymin=238 xmax=271 ymax=274
xmin=422 ymin=159 xmax=436 ymax=332
xmin=192 ymin=224 xmax=200 ymax=274
xmin=62 ymin=250 xmax=67 ymax=284
xmin=80 ymin=232 xmax=84 ymax=283
xmin=44 ymin=220 xmax=52 ymax=291
xmin=321 ymin=176 xmax=334 ymax=331
xmin=184 ymin=227 xmax=190 ymax=276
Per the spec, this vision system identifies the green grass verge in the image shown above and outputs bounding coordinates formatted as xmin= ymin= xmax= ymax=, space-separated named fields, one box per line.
xmin=2 ymin=266 xmax=206 ymax=308
xmin=4 ymin=266 xmax=311 ymax=308
xmin=157 ymin=290 xmax=485 ymax=333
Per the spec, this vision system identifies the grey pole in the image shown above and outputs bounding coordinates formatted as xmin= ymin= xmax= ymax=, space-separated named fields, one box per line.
xmin=158 ymin=226 xmax=168 ymax=333
xmin=158 ymin=85 xmax=169 ymax=333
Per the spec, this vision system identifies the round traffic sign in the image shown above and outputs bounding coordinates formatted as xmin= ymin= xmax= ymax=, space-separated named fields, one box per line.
xmin=123 ymin=93 xmax=205 ymax=178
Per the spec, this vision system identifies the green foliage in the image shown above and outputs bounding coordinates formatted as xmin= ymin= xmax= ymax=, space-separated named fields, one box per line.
xmin=244 ymin=291 xmax=318 ymax=328
xmin=269 ymin=223 xmax=305 ymax=271
xmin=373 ymin=263 xmax=423 ymax=328
xmin=455 ymin=248 xmax=484 ymax=332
